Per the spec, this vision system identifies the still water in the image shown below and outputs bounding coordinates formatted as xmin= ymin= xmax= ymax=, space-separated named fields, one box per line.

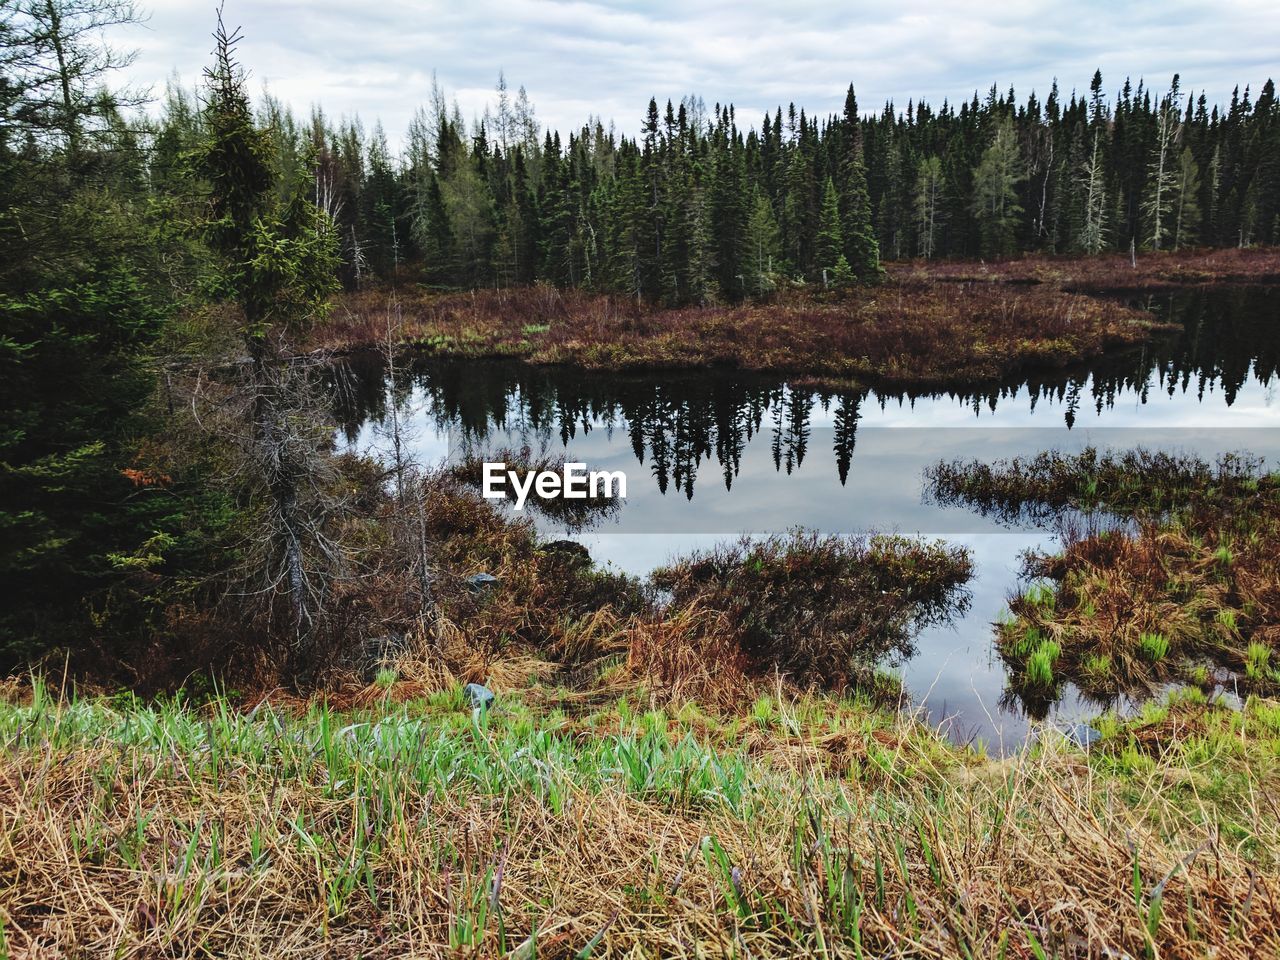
xmin=336 ymin=287 xmax=1280 ymax=751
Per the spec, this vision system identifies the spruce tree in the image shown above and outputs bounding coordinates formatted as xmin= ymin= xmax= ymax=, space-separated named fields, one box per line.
xmin=415 ymin=171 xmax=456 ymax=285
xmin=971 ymin=117 xmax=1026 ymax=257
xmin=836 ymin=87 xmax=881 ymax=280
xmin=815 ymin=176 xmax=845 ymax=285
xmin=744 ymin=187 xmax=781 ymax=296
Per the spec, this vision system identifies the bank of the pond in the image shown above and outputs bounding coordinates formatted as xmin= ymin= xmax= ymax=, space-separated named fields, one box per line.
xmin=0 ymin=679 xmax=1276 ymax=958
xmin=317 ymin=272 xmax=1175 ymax=388
xmin=929 ymin=448 xmax=1280 ymax=716
xmin=887 ymin=246 xmax=1280 ymax=290
xmin=316 ymin=250 xmax=1280 ymax=385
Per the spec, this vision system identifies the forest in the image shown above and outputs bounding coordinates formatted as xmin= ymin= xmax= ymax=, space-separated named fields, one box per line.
xmin=220 ymin=66 xmax=1280 ymax=300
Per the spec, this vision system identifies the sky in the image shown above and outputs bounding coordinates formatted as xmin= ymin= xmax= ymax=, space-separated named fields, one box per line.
xmin=109 ymin=0 xmax=1280 ymax=149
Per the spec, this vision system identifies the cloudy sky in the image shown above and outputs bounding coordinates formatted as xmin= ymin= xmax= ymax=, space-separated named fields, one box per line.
xmin=111 ymin=1 xmax=1279 ymax=147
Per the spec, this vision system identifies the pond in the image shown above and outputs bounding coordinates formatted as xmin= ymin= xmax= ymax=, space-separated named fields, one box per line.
xmin=335 ymin=286 xmax=1280 ymax=751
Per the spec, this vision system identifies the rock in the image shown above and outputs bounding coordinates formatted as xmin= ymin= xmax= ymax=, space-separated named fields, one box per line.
xmin=1066 ymin=723 xmax=1103 ymax=748
xmin=465 ymin=572 xmax=500 ymax=594
xmin=464 ymin=682 xmax=495 ymax=710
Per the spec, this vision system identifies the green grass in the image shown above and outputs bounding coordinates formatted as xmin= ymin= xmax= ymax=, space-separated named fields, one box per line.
xmin=1 ymin=677 xmax=1277 ymax=957
xmin=1139 ymin=631 xmax=1170 ymax=662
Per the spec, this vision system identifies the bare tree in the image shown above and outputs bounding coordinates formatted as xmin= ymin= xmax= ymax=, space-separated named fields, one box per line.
xmin=375 ymin=299 xmax=435 ymax=627
xmin=1078 ymin=130 xmax=1108 ymax=254
xmin=1144 ymin=75 xmax=1182 ymax=250
xmin=914 ymin=156 xmax=944 ymax=259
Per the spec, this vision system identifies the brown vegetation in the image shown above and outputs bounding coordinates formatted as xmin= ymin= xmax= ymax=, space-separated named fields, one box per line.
xmin=0 ymin=679 xmax=1276 ymax=958
xmin=889 ymin=245 xmax=1280 ymax=290
xmin=650 ymin=533 xmax=972 ymax=691
xmin=315 ymin=278 xmax=1170 ymax=387
xmin=929 ymin=448 xmax=1280 ymax=710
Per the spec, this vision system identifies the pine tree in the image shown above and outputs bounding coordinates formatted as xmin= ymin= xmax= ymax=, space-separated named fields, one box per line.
xmin=197 ymin=12 xmax=340 ymax=650
xmin=971 ymin=117 xmax=1025 ymax=257
xmin=744 ymin=187 xmax=781 ymax=296
xmin=815 ymin=176 xmax=844 ymax=285
xmin=838 ymin=86 xmax=881 ymax=281
xmin=414 ymin=171 xmax=456 ymax=285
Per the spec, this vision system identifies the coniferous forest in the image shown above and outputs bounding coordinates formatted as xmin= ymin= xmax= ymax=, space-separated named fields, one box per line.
xmin=237 ymin=70 xmax=1280 ymax=300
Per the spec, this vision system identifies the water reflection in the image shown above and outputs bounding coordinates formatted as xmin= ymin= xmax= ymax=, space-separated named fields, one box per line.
xmin=335 ymin=287 xmax=1280 ymax=750
xmin=337 ymin=288 xmax=1278 ymax=496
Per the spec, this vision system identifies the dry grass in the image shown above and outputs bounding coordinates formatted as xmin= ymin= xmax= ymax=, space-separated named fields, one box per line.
xmin=314 ymin=279 xmax=1169 ymax=388
xmin=326 ymin=476 xmax=976 ymax=707
xmin=888 ymin=246 xmax=1280 ymax=290
xmin=650 ymin=534 xmax=973 ymax=692
xmin=929 ymin=448 xmax=1280 ymax=710
xmin=0 ymin=678 xmax=1277 ymax=958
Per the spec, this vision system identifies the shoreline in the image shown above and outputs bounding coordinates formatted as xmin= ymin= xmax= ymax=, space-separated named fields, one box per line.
xmin=310 ymin=249 xmax=1280 ymax=387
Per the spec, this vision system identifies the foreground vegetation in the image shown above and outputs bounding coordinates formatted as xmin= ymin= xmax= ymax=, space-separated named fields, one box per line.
xmin=1 ymin=678 xmax=1276 ymax=958
xmin=930 ymin=448 xmax=1280 ymax=714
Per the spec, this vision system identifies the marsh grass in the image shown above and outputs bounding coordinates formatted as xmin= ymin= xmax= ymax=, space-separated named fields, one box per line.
xmin=0 ymin=678 xmax=1276 ymax=958
xmin=279 ymin=473 xmax=976 ymax=711
xmin=932 ymin=448 xmax=1280 ymax=710
xmin=889 ymin=246 xmax=1280 ymax=290
xmin=316 ymin=278 xmax=1168 ymax=387
xmin=649 ymin=533 xmax=973 ymax=692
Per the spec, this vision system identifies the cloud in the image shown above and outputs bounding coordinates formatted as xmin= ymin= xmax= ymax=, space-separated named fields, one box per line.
xmin=112 ymin=0 xmax=1279 ymax=150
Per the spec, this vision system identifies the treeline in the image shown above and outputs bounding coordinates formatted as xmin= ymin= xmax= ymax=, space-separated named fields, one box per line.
xmin=148 ymin=69 xmax=1280 ymax=304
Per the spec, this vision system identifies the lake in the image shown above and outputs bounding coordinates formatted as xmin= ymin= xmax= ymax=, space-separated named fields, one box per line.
xmin=336 ymin=286 xmax=1280 ymax=751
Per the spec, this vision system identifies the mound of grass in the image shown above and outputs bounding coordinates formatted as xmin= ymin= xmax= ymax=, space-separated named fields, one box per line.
xmin=650 ymin=532 xmax=973 ymax=690
xmin=317 ymin=279 xmax=1170 ymax=387
xmin=934 ymin=448 xmax=1280 ymax=710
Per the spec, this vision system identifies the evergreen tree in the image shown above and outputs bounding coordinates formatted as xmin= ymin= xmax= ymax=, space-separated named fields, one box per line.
xmin=744 ymin=187 xmax=781 ymax=296
xmin=197 ymin=13 xmax=340 ymax=650
xmin=838 ymin=86 xmax=881 ymax=280
xmin=971 ymin=117 xmax=1025 ymax=257
xmin=815 ymin=176 xmax=845 ymax=284
xmin=414 ymin=171 xmax=456 ymax=285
